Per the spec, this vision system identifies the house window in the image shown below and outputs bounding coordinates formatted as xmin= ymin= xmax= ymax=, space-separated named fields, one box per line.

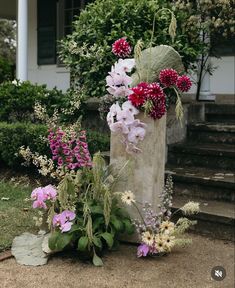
xmin=37 ymin=0 xmax=92 ymax=65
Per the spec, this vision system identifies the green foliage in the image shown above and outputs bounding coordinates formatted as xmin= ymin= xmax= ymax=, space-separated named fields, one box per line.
xmin=0 ymin=80 xmax=70 ymax=122
xmin=0 ymin=122 xmax=48 ymax=169
xmin=0 ymin=58 xmax=14 ymax=83
xmin=48 ymin=154 xmax=134 ymax=266
xmin=60 ymin=0 xmax=203 ymax=100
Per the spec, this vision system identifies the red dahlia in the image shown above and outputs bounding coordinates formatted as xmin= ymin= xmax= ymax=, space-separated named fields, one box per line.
xmin=112 ymin=38 xmax=132 ymax=58
xmin=149 ymin=96 xmax=166 ymax=120
xmin=176 ymin=75 xmax=192 ymax=92
xmin=146 ymin=82 xmax=164 ymax=100
xmin=128 ymin=82 xmax=148 ymax=107
xmin=159 ymin=68 xmax=179 ymax=87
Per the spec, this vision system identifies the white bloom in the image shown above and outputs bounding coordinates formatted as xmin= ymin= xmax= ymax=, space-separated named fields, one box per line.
xmin=181 ymin=201 xmax=200 ymax=215
xmin=161 ymin=235 xmax=175 ymax=251
xmin=141 ymin=231 xmax=154 ymax=246
xmin=160 ymin=221 xmax=175 ymax=234
xmin=122 ymin=101 xmax=139 ymax=115
xmin=121 ymin=190 xmax=135 ymax=205
xmin=109 ymin=102 xmax=122 ymax=117
xmin=154 ymin=235 xmax=166 ymax=253
xmin=112 ymin=58 xmax=135 ymax=74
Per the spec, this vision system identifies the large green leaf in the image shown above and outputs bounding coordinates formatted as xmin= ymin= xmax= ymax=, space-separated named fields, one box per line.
xmin=92 ymin=250 xmax=103 ymax=267
xmin=100 ymin=232 xmax=114 ymax=248
xmin=110 ymin=215 xmax=124 ymax=232
xmin=77 ymin=236 xmax=89 ymax=251
xmin=49 ymin=231 xmax=72 ymax=251
xmin=123 ymin=219 xmax=135 ymax=235
xmin=93 ymin=236 xmax=102 ymax=249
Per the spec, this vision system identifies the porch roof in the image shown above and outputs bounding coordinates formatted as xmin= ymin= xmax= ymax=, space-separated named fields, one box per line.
xmin=0 ymin=0 xmax=16 ymax=20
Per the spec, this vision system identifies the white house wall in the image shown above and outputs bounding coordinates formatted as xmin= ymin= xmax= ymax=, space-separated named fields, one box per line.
xmin=27 ymin=0 xmax=70 ymax=92
xmin=27 ymin=0 xmax=234 ymax=96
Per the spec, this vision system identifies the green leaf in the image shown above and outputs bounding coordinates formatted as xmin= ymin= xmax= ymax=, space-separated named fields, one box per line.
xmin=123 ymin=219 xmax=135 ymax=235
xmin=49 ymin=231 xmax=72 ymax=251
xmin=100 ymin=232 xmax=114 ymax=248
xmin=92 ymin=217 xmax=104 ymax=231
xmin=110 ymin=215 xmax=124 ymax=232
xmin=77 ymin=236 xmax=89 ymax=251
xmin=93 ymin=236 xmax=102 ymax=248
xmin=90 ymin=205 xmax=104 ymax=214
xmin=92 ymin=250 xmax=103 ymax=267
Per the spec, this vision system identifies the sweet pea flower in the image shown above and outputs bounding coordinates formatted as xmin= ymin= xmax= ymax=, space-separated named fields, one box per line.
xmin=116 ymin=109 xmax=135 ymax=125
xmin=127 ymin=126 xmax=146 ymax=144
xmin=122 ymin=101 xmax=139 ymax=115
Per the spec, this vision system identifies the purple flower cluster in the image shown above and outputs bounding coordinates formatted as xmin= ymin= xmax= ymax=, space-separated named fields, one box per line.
xmin=48 ymin=128 xmax=92 ymax=170
xmin=31 ymin=185 xmax=57 ymax=209
xmin=52 ymin=210 xmax=76 ymax=233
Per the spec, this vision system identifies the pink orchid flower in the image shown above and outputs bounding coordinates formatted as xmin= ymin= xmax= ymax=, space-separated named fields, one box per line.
xmin=43 ymin=185 xmax=57 ymax=201
xmin=112 ymin=59 xmax=135 ymax=74
xmin=128 ymin=126 xmax=146 ymax=144
xmin=61 ymin=210 xmax=76 ymax=221
xmin=116 ymin=109 xmax=135 ymax=125
xmin=109 ymin=121 xmax=129 ymax=134
xmin=122 ymin=101 xmax=139 ymax=115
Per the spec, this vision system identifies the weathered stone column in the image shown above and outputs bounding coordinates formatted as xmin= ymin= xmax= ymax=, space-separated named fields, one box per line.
xmin=110 ymin=113 xmax=166 ymax=224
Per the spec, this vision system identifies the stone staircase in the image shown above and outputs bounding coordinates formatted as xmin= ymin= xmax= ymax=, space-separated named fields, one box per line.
xmin=167 ymin=104 xmax=235 ymax=241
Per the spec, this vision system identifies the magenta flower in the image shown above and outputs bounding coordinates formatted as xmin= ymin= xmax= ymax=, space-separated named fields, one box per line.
xmin=112 ymin=37 xmax=132 ymax=58
xmin=176 ymin=75 xmax=192 ymax=92
xmin=137 ymin=244 xmax=150 ymax=257
xmin=159 ymin=68 xmax=179 ymax=87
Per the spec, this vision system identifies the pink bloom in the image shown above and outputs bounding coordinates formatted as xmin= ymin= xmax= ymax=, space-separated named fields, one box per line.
xmin=112 ymin=38 xmax=132 ymax=58
xmin=109 ymin=102 xmax=121 ymax=117
xmin=60 ymin=221 xmax=72 ymax=233
xmin=31 ymin=187 xmax=44 ymax=200
xmin=159 ymin=68 xmax=179 ymax=87
xmin=43 ymin=185 xmax=57 ymax=201
xmin=137 ymin=244 xmax=149 ymax=257
xmin=61 ymin=210 xmax=76 ymax=221
xmin=112 ymin=59 xmax=135 ymax=74
xmin=110 ymin=121 xmax=129 ymax=134
xmin=127 ymin=126 xmax=146 ymax=144
xmin=122 ymin=101 xmax=139 ymax=115
xmin=146 ymin=82 xmax=164 ymax=100
xmin=107 ymin=86 xmax=132 ymax=97
xmin=116 ymin=109 xmax=135 ymax=125
xmin=32 ymin=199 xmax=47 ymax=209
xmin=176 ymin=75 xmax=192 ymax=92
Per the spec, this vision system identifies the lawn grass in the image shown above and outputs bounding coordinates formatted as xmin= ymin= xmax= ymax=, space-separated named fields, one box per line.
xmin=0 ymin=180 xmax=37 ymax=251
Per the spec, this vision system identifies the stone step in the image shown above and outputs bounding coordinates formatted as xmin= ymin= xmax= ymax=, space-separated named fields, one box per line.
xmin=187 ymin=123 xmax=235 ymax=145
xmin=205 ymin=104 xmax=235 ymax=123
xmin=166 ymin=166 xmax=235 ymax=202
xmin=172 ymin=196 xmax=235 ymax=241
xmin=168 ymin=143 xmax=235 ymax=170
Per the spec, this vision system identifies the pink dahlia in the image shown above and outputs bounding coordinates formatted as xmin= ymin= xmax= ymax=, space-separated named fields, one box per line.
xmin=176 ymin=75 xmax=192 ymax=92
xmin=112 ymin=38 xmax=132 ymax=58
xmin=159 ymin=69 xmax=179 ymax=87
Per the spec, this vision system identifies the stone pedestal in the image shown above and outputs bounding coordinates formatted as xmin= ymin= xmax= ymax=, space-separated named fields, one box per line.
xmin=110 ymin=113 xmax=166 ymax=232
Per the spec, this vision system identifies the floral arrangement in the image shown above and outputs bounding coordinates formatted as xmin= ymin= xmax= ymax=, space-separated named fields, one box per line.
xmin=102 ymin=37 xmax=192 ymax=153
xmin=119 ymin=176 xmax=200 ymax=257
xmin=19 ymin=106 xmax=134 ymax=266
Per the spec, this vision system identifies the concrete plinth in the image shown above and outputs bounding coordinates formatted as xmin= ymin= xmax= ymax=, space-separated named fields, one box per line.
xmin=110 ymin=113 xmax=166 ymax=230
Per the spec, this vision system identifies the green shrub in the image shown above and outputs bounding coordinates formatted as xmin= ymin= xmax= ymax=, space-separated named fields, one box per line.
xmin=0 ymin=122 xmax=110 ymax=169
xmin=0 ymin=81 xmax=71 ymax=122
xmin=0 ymin=122 xmax=48 ymax=169
xmin=0 ymin=58 xmax=14 ymax=83
xmin=59 ymin=0 xmax=203 ymax=100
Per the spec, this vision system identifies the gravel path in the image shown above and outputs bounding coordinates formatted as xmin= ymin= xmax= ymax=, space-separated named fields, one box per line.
xmin=0 ymin=234 xmax=234 ymax=288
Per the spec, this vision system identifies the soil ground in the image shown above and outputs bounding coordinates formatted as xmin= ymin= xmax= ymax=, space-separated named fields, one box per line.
xmin=0 ymin=234 xmax=234 ymax=288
